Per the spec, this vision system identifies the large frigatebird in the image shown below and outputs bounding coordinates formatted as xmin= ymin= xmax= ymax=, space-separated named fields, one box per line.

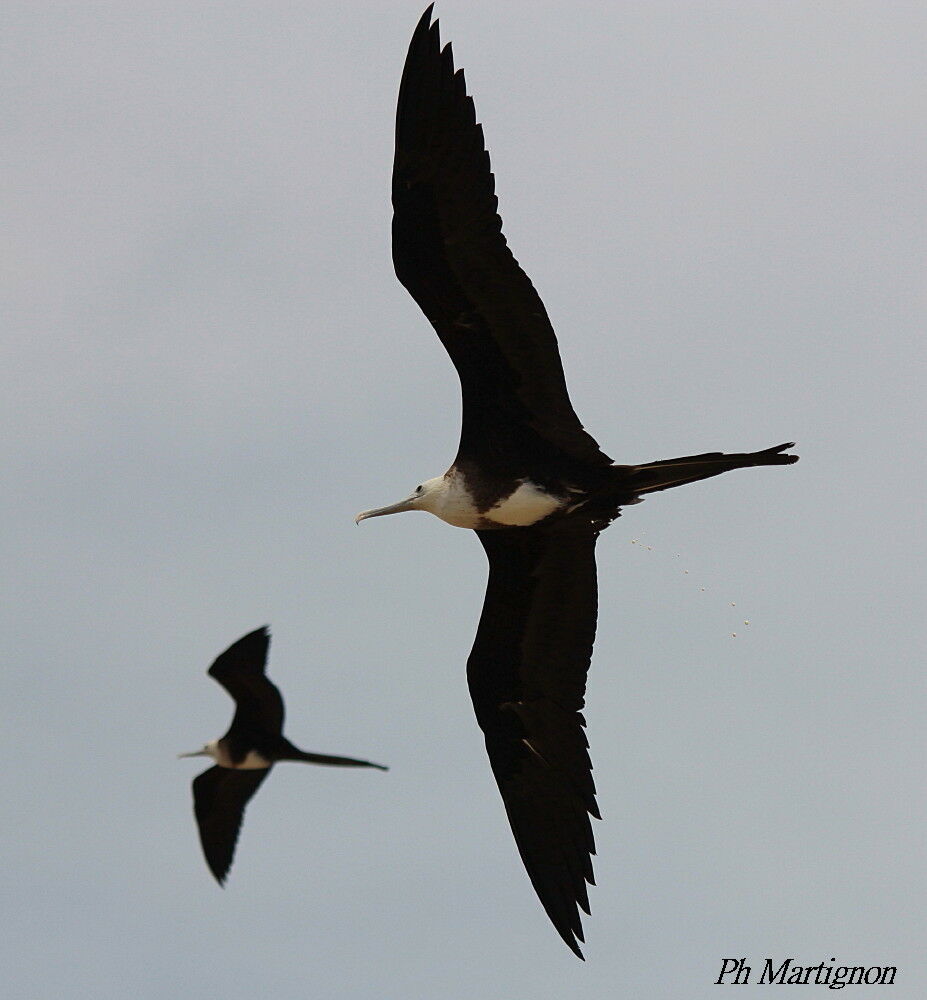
xmin=356 ymin=7 xmax=798 ymax=957
xmin=180 ymin=627 xmax=387 ymax=884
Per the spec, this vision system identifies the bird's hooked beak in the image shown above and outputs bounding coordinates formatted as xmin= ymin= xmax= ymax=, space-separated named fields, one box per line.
xmin=177 ymin=749 xmax=210 ymax=759
xmin=354 ymin=493 xmax=420 ymax=524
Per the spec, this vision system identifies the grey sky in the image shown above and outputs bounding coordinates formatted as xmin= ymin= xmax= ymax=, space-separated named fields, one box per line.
xmin=3 ymin=2 xmax=924 ymax=997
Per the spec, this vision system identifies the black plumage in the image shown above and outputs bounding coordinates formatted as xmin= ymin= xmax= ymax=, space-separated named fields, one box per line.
xmin=366 ymin=7 xmax=798 ymax=956
xmin=183 ymin=627 xmax=387 ymax=885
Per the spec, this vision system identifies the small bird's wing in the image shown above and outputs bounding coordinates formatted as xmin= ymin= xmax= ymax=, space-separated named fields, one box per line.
xmin=192 ymin=765 xmax=271 ymax=884
xmin=393 ymin=7 xmax=612 ymax=469
xmin=208 ymin=626 xmax=284 ymax=737
xmin=468 ymin=522 xmax=601 ymax=959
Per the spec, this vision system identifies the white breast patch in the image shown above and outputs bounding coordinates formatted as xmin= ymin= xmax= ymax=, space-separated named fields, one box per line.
xmin=235 ymin=750 xmax=272 ymax=770
xmin=485 ymin=480 xmax=563 ymax=526
xmin=216 ymin=745 xmax=271 ymax=770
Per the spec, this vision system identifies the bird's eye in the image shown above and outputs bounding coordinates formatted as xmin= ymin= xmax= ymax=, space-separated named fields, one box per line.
xmin=416 ymin=484 xmax=423 ymax=493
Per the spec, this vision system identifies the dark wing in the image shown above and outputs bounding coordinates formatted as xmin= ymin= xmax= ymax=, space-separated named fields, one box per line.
xmin=468 ymin=523 xmax=601 ymax=959
xmin=393 ymin=7 xmax=612 ymax=469
xmin=208 ymin=626 xmax=284 ymax=738
xmin=192 ymin=765 xmax=271 ymax=885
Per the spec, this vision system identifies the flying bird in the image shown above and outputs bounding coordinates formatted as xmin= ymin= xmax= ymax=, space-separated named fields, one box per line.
xmin=356 ymin=6 xmax=798 ymax=957
xmin=180 ymin=627 xmax=387 ymax=884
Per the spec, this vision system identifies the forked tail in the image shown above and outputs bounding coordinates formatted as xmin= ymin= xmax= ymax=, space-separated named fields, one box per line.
xmin=626 ymin=442 xmax=798 ymax=496
xmin=278 ymin=738 xmax=389 ymax=770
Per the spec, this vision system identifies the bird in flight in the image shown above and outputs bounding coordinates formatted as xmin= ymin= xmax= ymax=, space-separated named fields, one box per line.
xmin=356 ymin=6 xmax=797 ymax=957
xmin=180 ymin=627 xmax=387 ymax=884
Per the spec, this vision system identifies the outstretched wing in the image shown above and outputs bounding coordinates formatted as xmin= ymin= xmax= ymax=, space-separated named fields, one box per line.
xmin=208 ymin=626 xmax=284 ymax=738
xmin=468 ymin=523 xmax=601 ymax=958
xmin=192 ymin=765 xmax=271 ymax=885
xmin=393 ymin=7 xmax=612 ymax=469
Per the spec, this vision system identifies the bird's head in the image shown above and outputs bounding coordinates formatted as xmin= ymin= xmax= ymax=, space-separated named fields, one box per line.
xmin=178 ymin=739 xmax=220 ymax=761
xmin=355 ymin=475 xmax=448 ymax=524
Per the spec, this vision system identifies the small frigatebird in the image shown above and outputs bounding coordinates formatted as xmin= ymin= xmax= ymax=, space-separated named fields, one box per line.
xmin=356 ymin=7 xmax=798 ymax=957
xmin=180 ymin=627 xmax=387 ymax=884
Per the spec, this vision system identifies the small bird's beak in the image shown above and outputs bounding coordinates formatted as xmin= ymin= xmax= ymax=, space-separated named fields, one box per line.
xmin=177 ymin=749 xmax=209 ymax=759
xmin=355 ymin=494 xmax=419 ymax=524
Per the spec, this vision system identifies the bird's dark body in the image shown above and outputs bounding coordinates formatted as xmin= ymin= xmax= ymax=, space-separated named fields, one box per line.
xmin=217 ymin=733 xmax=309 ymax=767
xmin=455 ymin=443 xmax=797 ymax=531
xmin=377 ymin=7 xmax=798 ymax=957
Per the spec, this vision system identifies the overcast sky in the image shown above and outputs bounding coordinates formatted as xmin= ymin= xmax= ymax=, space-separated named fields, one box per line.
xmin=3 ymin=2 xmax=925 ymax=997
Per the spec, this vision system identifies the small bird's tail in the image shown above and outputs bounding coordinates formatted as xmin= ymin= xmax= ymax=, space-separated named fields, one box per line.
xmin=281 ymin=741 xmax=389 ymax=770
xmin=625 ymin=442 xmax=798 ymax=496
